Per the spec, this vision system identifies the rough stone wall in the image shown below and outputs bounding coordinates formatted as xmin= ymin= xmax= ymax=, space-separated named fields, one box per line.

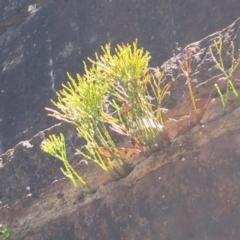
xmin=0 ymin=0 xmax=240 ymax=153
xmin=22 ymin=129 xmax=240 ymax=240
xmin=1 ymin=16 xmax=240 ymax=240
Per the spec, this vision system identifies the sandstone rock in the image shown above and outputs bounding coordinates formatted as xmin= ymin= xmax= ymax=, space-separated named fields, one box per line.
xmin=1 ymin=9 xmax=240 ymax=240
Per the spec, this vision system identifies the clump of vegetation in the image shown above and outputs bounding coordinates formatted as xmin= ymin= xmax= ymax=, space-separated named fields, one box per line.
xmin=41 ymin=40 xmax=170 ymax=186
xmin=41 ymin=36 xmax=240 ymax=188
xmin=0 ymin=225 xmax=10 ymax=240
xmin=210 ymin=37 xmax=240 ymax=110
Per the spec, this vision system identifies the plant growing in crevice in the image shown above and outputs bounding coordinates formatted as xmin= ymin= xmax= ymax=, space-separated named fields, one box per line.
xmin=41 ymin=40 xmax=170 ymax=186
xmin=41 ymin=134 xmax=86 ymax=186
xmin=0 ymin=225 xmax=10 ymax=240
xmin=90 ymin=41 xmax=170 ymax=154
xmin=210 ymin=37 xmax=240 ymax=111
xmin=175 ymin=45 xmax=198 ymax=115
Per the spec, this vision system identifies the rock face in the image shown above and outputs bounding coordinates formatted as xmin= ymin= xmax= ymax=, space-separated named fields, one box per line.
xmin=1 ymin=17 xmax=240 ymax=239
xmin=0 ymin=0 xmax=240 ymax=153
xmin=23 ymin=129 xmax=240 ymax=240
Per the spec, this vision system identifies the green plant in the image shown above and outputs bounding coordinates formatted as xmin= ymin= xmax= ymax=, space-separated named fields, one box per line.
xmin=210 ymin=37 xmax=240 ymax=110
xmin=89 ymin=41 xmax=170 ymax=153
xmin=41 ymin=40 xmax=169 ymax=186
xmin=41 ymin=134 xmax=86 ymax=186
xmin=0 ymin=225 xmax=10 ymax=240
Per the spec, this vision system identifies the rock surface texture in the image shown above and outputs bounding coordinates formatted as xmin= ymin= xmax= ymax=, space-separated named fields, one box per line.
xmin=1 ymin=5 xmax=240 ymax=240
xmin=0 ymin=0 xmax=240 ymax=153
xmin=1 ymin=17 xmax=240 ymax=239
